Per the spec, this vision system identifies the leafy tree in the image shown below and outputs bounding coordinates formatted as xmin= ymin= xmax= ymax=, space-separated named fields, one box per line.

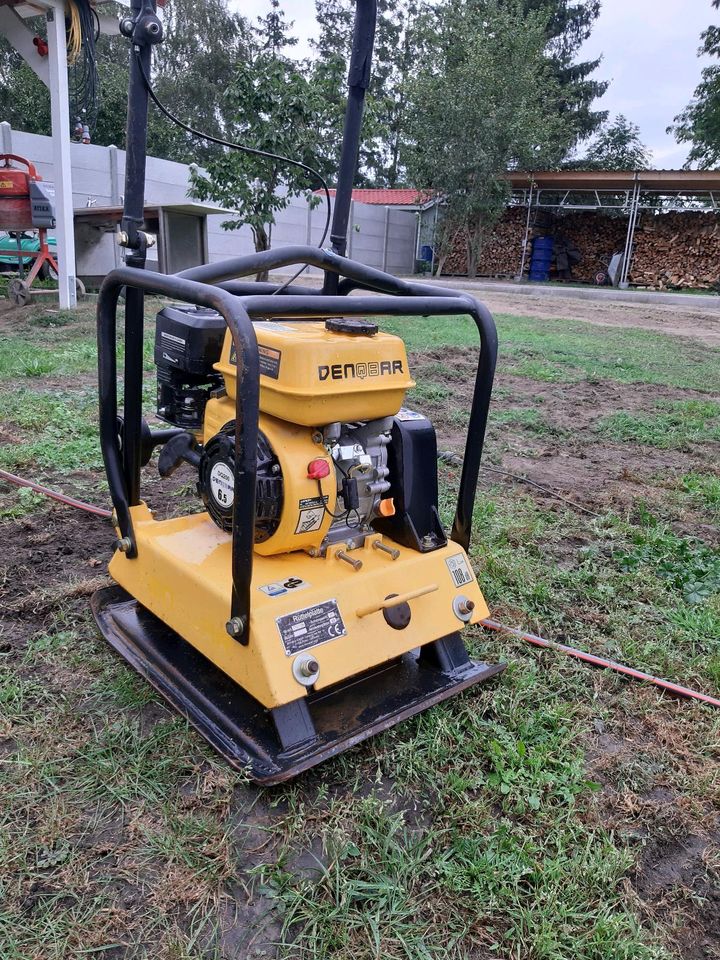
xmin=189 ymin=1 xmax=327 ymax=276
xmin=582 ymin=114 xmax=651 ymax=170
xmin=669 ymin=0 xmax=720 ymax=169
xmin=406 ymin=0 xmax=572 ymax=278
xmin=312 ymin=0 xmax=421 ymax=186
xmin=312 ymin=0 xmax=607 ymax=185
xmin=0 ymin=0 xmax=249 ymax=161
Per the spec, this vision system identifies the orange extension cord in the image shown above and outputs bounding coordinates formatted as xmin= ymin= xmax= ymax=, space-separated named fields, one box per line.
xmin=1 ymin=467 xmax=717 ymax=709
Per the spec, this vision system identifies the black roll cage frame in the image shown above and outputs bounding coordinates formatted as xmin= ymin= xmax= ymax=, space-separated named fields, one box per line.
xmin=97 ymin=246 xmax=498 ymax=637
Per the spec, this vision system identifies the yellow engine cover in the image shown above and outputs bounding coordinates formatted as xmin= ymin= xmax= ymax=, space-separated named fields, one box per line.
xmin=214 ymin=320 xmax=415 ymax=426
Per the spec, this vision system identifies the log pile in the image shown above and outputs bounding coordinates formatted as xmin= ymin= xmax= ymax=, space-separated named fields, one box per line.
xmin=441 ymin=208 xmax=527 ymax=277
xmin=441 ymin=208 xmax=720 ymax=290
xmin=630 ymin=212 xmax=720 ymax=290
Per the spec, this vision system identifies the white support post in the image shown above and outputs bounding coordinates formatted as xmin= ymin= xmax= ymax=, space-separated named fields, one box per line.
xmin=518 ymin=179 xmax=534 ymax=281
xmin=1 ymin=121 xmax=12 ymax=154
xmin=619 ymin=174 xmax=641 ymax=289
xmin=46 ymin=2 xmax=76 ymax=309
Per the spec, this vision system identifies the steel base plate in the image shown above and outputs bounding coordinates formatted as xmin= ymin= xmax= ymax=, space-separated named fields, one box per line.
xmin=91 ymin=585 xmax=505 ymax=784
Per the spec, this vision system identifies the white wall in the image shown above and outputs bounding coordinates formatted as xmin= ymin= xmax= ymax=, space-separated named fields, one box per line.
xmin=1 ymin=122 xmax=418 ymax=279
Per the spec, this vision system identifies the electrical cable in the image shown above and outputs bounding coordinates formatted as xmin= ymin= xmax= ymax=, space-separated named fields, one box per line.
xmin=0 ymin=468 xmax=112 ymax=519
xmin=481 ymin=618 xmax=720 ymax=709
xmin=67 ymin=0 xmax=100 ymax=134
xmin=133 ymin=50 xmax=331 ymax=294
xmin=437 ymin=451 xmax=601 ymax=518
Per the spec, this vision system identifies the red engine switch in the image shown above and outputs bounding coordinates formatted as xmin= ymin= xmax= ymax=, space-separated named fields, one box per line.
xmin=307 ymin=458 xmax=331 ymax=480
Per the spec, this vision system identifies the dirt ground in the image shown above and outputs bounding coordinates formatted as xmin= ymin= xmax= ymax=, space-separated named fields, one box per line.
xmin=434 ymin=282 xmax=720 ymax=348
xmin=1 ymin=289 xmax=719 ymax=958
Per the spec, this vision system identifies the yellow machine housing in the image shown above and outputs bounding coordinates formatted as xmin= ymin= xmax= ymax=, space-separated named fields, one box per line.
xmin=214 ymin=319 xmax=415 ymax=424
xmin=108 ymin=314 xmax=493 ymax=713
xmin=109 ymin=508 xmax=490 ymax=710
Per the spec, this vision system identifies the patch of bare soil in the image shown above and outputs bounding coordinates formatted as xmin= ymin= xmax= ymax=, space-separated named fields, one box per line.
xmin=584 ymin=706 xmax=720 ymax=960
xmin=0 ymin=508 xmax=112 ymax=655
xmin=410 ymin=348 xmax=720 ymax=539
xmin=461 ymin=286 xmax=720 ymax=347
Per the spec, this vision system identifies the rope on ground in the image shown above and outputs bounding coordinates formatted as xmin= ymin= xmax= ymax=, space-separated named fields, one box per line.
xmin=481 ymin=618 xmax=720 ymax=709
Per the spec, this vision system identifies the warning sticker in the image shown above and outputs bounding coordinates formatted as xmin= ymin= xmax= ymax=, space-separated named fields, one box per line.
xmin=258 ymin=345 xmax=281 ymax=379
xmin=294 ymin=495 xmax=327 ymax=535
xmin=396 ymin=407 xmax=427 ymax=422
xmin=259 ymin=576 xmax=309 ymax=598
xmin=445 ymin=554 xmax=474 ymax=587
xmin=276 ymin=600 xmax=347 ymax=655
xmin=229 ymin=343 xmax=281 ymax=379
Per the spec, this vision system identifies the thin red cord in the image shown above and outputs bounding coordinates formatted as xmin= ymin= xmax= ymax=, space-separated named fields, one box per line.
xmin=0 ymin=468 xmax=112 ymax=519
xmin=482 ymin=618 xmax=720 ymax=709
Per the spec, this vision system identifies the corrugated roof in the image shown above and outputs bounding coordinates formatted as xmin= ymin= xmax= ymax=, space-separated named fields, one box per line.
xmin=321 ymin=172 xmax=720 ymax=205
xmin=507 ymin=170 xmax=720 ymax=192
xmin=325 ymin=188 xmax=431 ymax=206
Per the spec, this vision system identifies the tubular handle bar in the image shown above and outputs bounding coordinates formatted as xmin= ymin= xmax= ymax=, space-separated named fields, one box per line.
xmin=97 ymin=245 xmax=497 ymax=636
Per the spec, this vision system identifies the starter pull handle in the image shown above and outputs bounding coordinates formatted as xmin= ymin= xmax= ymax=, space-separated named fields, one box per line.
xmin=356 ymin=584 xmax=438 ymax=619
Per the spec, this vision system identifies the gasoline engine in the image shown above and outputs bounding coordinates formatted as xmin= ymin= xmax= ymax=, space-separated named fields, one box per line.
xmin=153 ymin=304 xmax=445 ymax=560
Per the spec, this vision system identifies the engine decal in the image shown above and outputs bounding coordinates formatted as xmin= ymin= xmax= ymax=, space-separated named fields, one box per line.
xmin=446 ymin=554 xmax=474 ymax=587
xmin=276 ymin=600 xmax=347 ymax=655
xmin=258 ymin=577 xmax=309 ymax=598
xmin=209 ymin=462 xmax=234 ymax=507
xmin=258 ymin=345 xmax=281 ymax=379
xmin=229 ymin=342 xmax=281 ymax=379
xmin=294 ymin=505 xmax=325 ymax=534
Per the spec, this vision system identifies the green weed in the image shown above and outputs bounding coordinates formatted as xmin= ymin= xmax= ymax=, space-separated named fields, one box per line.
xmin=598 ymin=400 xmax=720 ymax=449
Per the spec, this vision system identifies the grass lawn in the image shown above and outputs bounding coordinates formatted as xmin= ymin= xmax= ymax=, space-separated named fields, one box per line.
xmin=0 ymin=296 xmax=719 ymax=959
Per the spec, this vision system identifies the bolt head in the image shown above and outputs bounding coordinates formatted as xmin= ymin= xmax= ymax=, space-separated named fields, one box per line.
xmin=225 ymin=616 xmax=245 ymax=638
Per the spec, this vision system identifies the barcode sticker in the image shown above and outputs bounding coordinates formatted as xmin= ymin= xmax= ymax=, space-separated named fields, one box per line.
xmin=445 ymin=554 xmax=473 ymax=587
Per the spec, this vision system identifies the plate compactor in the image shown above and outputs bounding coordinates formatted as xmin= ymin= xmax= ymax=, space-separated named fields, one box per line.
xmin=92 ymin=0 xmax=505 ymax=784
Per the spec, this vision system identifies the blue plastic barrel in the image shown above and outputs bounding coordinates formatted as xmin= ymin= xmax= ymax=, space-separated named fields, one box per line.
xmin=420 ymin=244 xmax=433 ymax=262
xmin=529 ymin=236 xmax=554 ymax=282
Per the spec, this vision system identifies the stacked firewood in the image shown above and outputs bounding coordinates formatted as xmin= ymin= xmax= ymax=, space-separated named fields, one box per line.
xmin=441 ymin=208 xmax=528 ymax=277
xmin=441 ymin=208 xmax=720 ymax=289
xmin=630 ymin=212 xmax=720 ymax=290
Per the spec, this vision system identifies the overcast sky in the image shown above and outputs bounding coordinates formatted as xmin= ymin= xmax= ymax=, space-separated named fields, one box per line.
xmin=232 ymin=0 xmax=716 ymax=168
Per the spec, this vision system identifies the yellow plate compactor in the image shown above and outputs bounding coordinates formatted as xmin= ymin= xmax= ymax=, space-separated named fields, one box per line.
xmin=91 ymin=0 xmax=505 ymax=784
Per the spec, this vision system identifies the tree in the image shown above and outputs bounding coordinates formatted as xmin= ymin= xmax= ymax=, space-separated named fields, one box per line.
xmin=669 ymin=0 xmax=720 ymax=169
xmin=522 ymin=0 xmax=608 ymax=142
xmin=406 ymin=1 xmax=572 ymax=278
xmin=0 ymin=0 xmax=249 ymax=161
xmin=582 ymin=114 xmax=651 ymax=169
xmin=312 ymin=0 xmax=421 ymax=186
xmin=189 ymin=1 xmax=327 ymax=277
xmin=312 ymin=0 xmax=607 ymax=186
